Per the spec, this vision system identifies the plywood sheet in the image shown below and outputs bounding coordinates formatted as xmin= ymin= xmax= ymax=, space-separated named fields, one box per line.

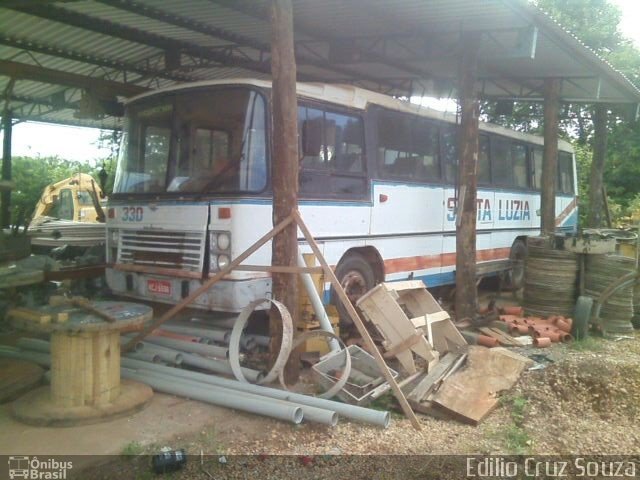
xmin=431 ymin=347 xmax=532 ymax=424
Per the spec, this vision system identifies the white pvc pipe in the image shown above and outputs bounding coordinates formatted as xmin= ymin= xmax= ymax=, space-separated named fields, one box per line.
xmin=121 ymin=357 xmax=390 ymax=428
xmin=160 ymin=325 xmax=230 ymax=343
xmin=0 ymin=346 xmax=51 ymax=367
xmin=125 ymin=368 xmax=337 ymax=426
xmin=144 ymin=336 xmax=228 ymax=358
xmin=121 ymin=369 xmax=303 ymax=425
xmin=245 ymin=334 xmax=270 ymax=348
xmin=126 ymin=350 xmax=183 ymax=366
xmin=179 ymin=352 xmax=263 ymax=383
xmin=16 ymin=338 xmax=54 ymax=354
xmin=191 ymin=316 xmax=237 ymax=329
xmin=298 ymin=252 xmax=339 ymax=352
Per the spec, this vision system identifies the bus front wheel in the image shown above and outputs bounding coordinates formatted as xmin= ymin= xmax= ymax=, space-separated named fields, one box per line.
xmin=333 ymin=253 xmax=376 ymax=326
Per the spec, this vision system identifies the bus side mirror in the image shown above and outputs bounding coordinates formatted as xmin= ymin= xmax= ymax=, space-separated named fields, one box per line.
xmin=301 ymin=119 xmax=322 ymax=157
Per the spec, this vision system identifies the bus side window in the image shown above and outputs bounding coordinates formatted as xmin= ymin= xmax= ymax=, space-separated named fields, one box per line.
xmin=298 ymin=106 xmax=326 ymax=170
xmin=412 ymin=119 xmax=440 ymax=180
xmin=512 ymin=143 xmax=529 ymax=188
xmin=325 ymin=111 xmax=364 ymax=173
xmin=532 ymin=147 xmax=543 ymax=190
xmin=441 ymin=128 xmax=457 ymax=184
xmin=491 ymin=137 xmax=513 ymax=187
xmin=298 ymin=104 xmax=366 ymax=198
xmin=558 ymin=152 xmax=574 ymax=194
xmin=376 ymin=109 xmax=440 ymax=183
xmin=478 ymin=135 xmax=491 ymax=185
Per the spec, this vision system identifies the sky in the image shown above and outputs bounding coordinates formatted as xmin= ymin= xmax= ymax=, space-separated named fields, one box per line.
xmin=2 ymin=0 xmax=640 ymax=163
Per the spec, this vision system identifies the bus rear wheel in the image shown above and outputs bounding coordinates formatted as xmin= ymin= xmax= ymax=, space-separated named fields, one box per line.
xmin=507 ymin=239 xmax=527 ymax=290
xmin=333 ymin=253 xmax=376 ymax=326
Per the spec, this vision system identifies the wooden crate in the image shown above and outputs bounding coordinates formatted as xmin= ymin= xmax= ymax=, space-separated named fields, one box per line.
xmin=357 ymin=281 xmax=466 ymax=374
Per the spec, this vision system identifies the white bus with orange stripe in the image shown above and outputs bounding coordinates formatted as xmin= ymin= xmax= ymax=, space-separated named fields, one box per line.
xmin=105 ymin=79 xmax=577 ymax=323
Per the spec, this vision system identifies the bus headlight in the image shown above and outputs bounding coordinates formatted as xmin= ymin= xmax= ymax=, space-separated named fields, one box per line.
xmin=217 ymin=233 xmax=231 ymax=251
xmin=217 ymin=254 xmax=230 ymax=270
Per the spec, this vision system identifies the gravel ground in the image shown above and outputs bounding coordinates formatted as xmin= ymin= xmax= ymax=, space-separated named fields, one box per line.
xmin=80 ymin=332 xmax=640 ymax=479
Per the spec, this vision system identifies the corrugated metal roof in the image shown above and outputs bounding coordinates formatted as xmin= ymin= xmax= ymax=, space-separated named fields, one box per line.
xmin=0 ymin=0 xmax=638 ymax=129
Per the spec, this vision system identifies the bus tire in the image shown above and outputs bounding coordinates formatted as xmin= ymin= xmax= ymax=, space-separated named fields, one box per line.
xmin=507 ymin=239 xmax=527 ymax=290
xmin=333 ymin=253 xmax=376 ymax=326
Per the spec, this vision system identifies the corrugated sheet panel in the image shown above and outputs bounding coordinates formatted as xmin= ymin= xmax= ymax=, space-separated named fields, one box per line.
xmin=0 ymin=0 xmax=637 ymax=130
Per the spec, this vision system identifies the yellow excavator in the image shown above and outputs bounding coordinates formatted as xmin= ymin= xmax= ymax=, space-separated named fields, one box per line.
xmin=31 ymin=173 xmax=105 ymax=225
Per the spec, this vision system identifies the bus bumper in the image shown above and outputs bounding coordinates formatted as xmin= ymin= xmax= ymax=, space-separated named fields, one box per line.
xmin=106 ymin=268 xmax=272 ymax=312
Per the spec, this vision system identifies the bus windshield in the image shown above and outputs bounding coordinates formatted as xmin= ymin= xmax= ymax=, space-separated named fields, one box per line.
xmin=114 ymin=88 xmax=267 ymax=195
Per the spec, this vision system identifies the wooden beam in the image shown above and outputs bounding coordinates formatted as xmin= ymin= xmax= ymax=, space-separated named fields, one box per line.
xmin=587 ymin=104 xmax=609 ymax=228
xmin=269 ymin=0 xmax=300 ymax=384
xmin=1 ymin=109 xmax=12 ymax=229
xmin=234 ymin=265 xmax=323 ymax=274
xmin=0 ymin=60 xmax=147 ymax=98
xmin=541 ymin=78 xmax=561 ymax=235
xmin=455 ymin=32 xmax=481 ymax=321
xmin=0 ymin=35 xmax=194 ymax=83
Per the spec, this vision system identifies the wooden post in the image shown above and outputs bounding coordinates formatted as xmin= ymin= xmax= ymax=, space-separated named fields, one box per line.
xmin=541 ymin=79 xmax=561 ymax=235
xmin=587 ymin=104 xmax=609 ymax=228
xmin=1 ymin=109 xmax=12 ymax=229
xmin=455 ymin=33 xmax=481 ymax=321
xmin=269 ymin=0 xmax=300 ymax=383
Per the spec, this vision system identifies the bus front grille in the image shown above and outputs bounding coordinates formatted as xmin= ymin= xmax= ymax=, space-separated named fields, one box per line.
xmin=118 ymin=230 xmax=205 ymax=272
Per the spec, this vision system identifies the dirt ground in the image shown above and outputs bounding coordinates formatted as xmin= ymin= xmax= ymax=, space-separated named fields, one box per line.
xmin=77 ymin=331 xmax=640 ymax=479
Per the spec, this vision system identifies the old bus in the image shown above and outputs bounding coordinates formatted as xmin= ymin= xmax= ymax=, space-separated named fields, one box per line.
xmin=106 ymin=79 xmax=577 ymax=322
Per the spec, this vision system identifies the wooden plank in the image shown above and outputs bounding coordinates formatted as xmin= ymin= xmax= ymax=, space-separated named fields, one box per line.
xmin=358 ymin=286 xmax=418 ymax=373
xmin=382 ymin=280 xmax=426 ymax=292
xmin=235 ymin=265 xmax=323 ymax=274
xmin=478 ymin=327 xmax=520 ymax=346
xmin=431 ymin=347 xmax=532 ymax=424
xmin=382 ymin=332 xmax=424 ymax=359
xmin=427 ymin=317 xmax=467 ymax=353
xmin=407 ymin=352 xmax=457 ymax=403
xmin=293 ymin=210 xmax=422 ymax=430
xmin=7 ymin=307 xmax=51 ymax=324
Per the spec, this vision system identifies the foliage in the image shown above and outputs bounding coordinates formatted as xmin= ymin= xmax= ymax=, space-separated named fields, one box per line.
xmin=573 ymin=143 xmax=592 ymax=225
xmin=121 ymin=440 xmax=144 ymax=456
xmin=495 ymin=394 xmax=531 ymax=454
xmin=569 ymin=336 xmax=605 ymax=351
xmin=10 ymin=155 xmax=103 ymax=225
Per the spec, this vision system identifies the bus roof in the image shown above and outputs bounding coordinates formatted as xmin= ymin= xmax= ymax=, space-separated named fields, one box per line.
xmin=127 ymin=78 xmax=574 ymax=152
